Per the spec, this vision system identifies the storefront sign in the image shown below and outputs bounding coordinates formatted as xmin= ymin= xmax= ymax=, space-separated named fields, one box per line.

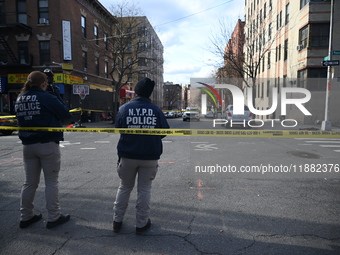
xmin=64 ymin=74 xmax=83 ymax=84
xmin=8 ymin=74 xmax=29 ymax=84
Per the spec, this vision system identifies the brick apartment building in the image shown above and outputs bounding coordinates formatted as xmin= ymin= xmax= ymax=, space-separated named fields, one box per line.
xmin=243 ymin=0 xmax=340 ymax=125
xmin=0 ymin=0 xmax=164 ymax=121
xmin=163 ymin=82 xmax=182 ymax=110
xmin=216 ymin=19 xmax=245 ymax=109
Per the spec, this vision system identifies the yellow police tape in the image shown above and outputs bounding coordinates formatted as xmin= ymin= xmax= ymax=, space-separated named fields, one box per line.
xmin=0 ymin=108 xmax=107 ymax=118
xmin=1 ymin=126 xmax=340 ymax=138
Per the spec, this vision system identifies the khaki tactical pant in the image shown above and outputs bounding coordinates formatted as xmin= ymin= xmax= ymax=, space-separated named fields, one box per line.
xmin=20 ymin=142 xmax=61 ymax=222
xmin=113 ymin=157 xmax=158 ymax=228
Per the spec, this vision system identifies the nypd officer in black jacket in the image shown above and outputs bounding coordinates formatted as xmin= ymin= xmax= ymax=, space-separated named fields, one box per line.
xmin=15 ymin=70 xmax=71 ymax=229
xmin=113 ymin=78 xmax=169 ymax=234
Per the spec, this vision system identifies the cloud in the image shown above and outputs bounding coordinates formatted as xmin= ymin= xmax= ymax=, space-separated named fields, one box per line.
xmin=99 ymin=0 xmax=244 ymax=84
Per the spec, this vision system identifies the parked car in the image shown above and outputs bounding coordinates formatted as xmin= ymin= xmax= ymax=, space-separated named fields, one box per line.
xmin=173 ymin=110 xmax=182 ymax=117
xmin=224 ymin=105 xmax=253 ymax=128
xmin=0 ymin=112 xmax=17 ymax=135
xmin=183 ymin=107 xmax=200 ymax=121
xmin=166 ymin=111 xmax=175 ymax=118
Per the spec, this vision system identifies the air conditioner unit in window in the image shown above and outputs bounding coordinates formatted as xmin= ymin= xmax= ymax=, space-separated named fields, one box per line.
xmin=39 ymin=18 xmax=49 ymax=24
xmin=296 ymin=45 xmax=303 ymax=51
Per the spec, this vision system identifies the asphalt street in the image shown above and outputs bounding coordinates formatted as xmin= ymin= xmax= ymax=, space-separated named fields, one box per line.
xmin=0 ymin=118 xmax=339 ymax=255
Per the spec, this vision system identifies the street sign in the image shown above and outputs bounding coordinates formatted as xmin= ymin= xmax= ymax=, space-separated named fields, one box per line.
xmin=333 ymin=50 xmax=340 ymax=55
xmin=322 ymin=60 xmax=340 ymax=66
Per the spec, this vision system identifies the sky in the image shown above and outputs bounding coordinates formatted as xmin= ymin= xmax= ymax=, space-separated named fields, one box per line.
xmin=99 ymin=0 xmax=244 ymax=85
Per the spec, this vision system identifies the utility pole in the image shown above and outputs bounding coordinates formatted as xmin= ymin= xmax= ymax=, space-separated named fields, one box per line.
xmin=321 ymin=0 xmax=334 ymax=131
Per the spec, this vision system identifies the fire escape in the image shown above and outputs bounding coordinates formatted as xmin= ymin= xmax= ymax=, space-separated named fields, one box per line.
xmin=0 ymin=14 xmax=32 ymax=66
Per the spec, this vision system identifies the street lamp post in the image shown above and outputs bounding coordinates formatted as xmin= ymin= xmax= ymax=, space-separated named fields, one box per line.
xmin=321 ymin=0 xmax=334 ymax=131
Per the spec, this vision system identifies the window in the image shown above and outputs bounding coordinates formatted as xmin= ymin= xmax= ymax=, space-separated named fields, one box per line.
xmin=310 ymin=23 xmax=329 ymax=47
xmin=297 ymin=69 xmax=307 ymax=88
xmin=268 ymin=23 xmax=272 ymax=40
xmin=285 ymin=3 xmax=290 ymax=25
xmin=299 ymin=25 xmax=309 ymax=49
xmin=138 ymin=27 xmax=148 ymax=36
xmin=81 ymin=16 xmax=86 ymax=38
xmin=276 ymin=46 xmax=278 ymax=62
xmin=17 ymin=0 xmax=27 ymax=24
xmin=104 ymin=33 xmax=108 ymax=50
xmin=266 ymin=80 xmax=270 ymax=97
xmin=300 ymin=0 xmax=309 ymax=9
xmin=259 ymin=34 xmax=262 ymax=50
xmin=138 ymin=57 xmax=147 ymax=66
xmin=18 ymin=41 xmax=29 ymax=65
xmin=126 ymin=27 xmax=132 ymax=35
xmin=94 ymin=26 xmax=98 ymax=45
xmin=267 ymin=52 xmax=271 ymax=69
xmin=39 ymin=41 xmax=50 ymax=65
xmin=276 ymin=11 xmax=282 ymax=30
xmin=284 ymin=39 xmax=288 ymax=60
xmin=262 ymin=56 xmax=265 ymax=72
xmin=95 ymin=57 xmax=99 ymax=75
xmin=283 ymin=75 xmax=287 ymax=88
xmin=127 ymin=57 xmax=132 ymax=66
xmin=38 ymin=0 xmax=49 ymax=22
xmin=82 ymin=51 xmax=87 ymax=72
xmin=127 ymin=43 xmax=132 ymax=52
xmin=138 ymin=42 xmax=147 ymax=52
xmin=104 ymin=61 xmax=108 ymax=78
xmin=93 ymin=26 xmax=99 ymax=45
xmin=276 ymin=45 xmax=281 ymax=61
xmin=263 ymin=3 xmax=266 ymax=19
xmin=308 ymin=68 xmax=327 ymax=91
xmin=263 ymin=30 xmax=266 ymax=45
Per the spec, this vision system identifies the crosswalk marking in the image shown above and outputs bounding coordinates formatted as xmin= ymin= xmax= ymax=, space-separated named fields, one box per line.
xmin=305 ymin=141 xmax=340 ymax=143
xmin=295 ymin=138 xmax=340 ymax=152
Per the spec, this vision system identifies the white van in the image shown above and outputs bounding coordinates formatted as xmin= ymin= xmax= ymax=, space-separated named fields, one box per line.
xmin=182 ymin=107 xmax=200 ymax=121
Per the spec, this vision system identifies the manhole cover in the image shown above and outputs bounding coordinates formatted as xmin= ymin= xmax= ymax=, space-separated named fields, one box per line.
xmin=287 ymin=151 xmax=321 ymax=159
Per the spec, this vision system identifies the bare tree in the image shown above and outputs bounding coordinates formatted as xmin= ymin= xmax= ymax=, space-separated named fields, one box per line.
xmin=208 ymin=17 xmax=277 ymax=105
xmin=163 ymin=84 xmax=181 ymax=110
xmin=106 ymin=2 xmax=160 ymax=120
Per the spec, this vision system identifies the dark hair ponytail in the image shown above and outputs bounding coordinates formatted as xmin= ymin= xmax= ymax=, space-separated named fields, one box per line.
xmin=20 ymin=71 xmax=47 ymax=95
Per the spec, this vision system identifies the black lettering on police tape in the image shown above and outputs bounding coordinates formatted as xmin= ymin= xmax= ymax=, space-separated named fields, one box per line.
xmin=1 ymin=126 xmax=340 ymax=138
